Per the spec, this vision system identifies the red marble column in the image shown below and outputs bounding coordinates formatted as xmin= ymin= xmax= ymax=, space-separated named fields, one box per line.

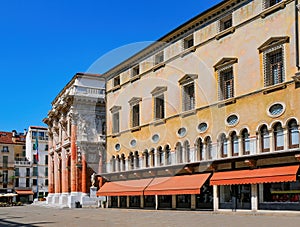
xmin=48 ymin=155 xmax=54 ymax=194
xmin=81 ymin=153 xmax=87 ymax=193
xmin=61 ymin=149 xmax=68 ymax=193
xmin=71 ymin=124 xmax=77 ymax=192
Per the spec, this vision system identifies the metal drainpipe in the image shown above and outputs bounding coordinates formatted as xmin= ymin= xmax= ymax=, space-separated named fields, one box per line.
xmin=295 ymin=0 xmax=300 ymax=70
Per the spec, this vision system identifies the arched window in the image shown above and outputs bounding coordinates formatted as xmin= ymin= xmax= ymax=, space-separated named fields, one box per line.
xmin=184 ymin=141 xmax=190 ymax=163
xmin=128 ymin=152 xmax=134 ymax=170
xmin=274 ymin=122 xmax=284 ymax=151
xmin=165 ymin=145 xmax=171 ymax=165
xmin=176 ymin=143 xmax=183 ymax=164
xmin=260 ymin=125 xmax=270 ymax=152
xmin=158 ymin=146 xmax=164 ymax=166
xmin=220 ymin=134 xmax=228 ymax=158
xmin=205 ymin=137 xmax=212 ymax=160
xmin=111 ymin=156 xmax=116 ymax=172
xmin=116 ymin=155 xmax=121 ymax=172
xmin=231 ymin=132 xmax=239 ymax=156
xmin=121 ymin=154 xmax=126 ymax=171
xmin=288 ymin=119 xmax=299 ymax=148
xmin=150 ymin=149 xmax=155 ymax=167
xmin=134 ymin=151 xmax=139 ymax=169
xmin=143 ymin=150 xmax=149 ymax=168
xmin=196 ymin=138 xmax=204 ymax=161
xmin=241 ymin=129 xmax=250 ymax=155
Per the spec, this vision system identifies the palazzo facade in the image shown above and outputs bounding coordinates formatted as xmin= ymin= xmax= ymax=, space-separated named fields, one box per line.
xmin=44 ymin=73 xmax=106 ymax=208
xmin=97 ymin=0 xmax=300 ymax=211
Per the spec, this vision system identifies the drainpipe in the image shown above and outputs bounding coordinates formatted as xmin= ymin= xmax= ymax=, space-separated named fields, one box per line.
xmin=295 ymin=0 xmax=300 ymax=70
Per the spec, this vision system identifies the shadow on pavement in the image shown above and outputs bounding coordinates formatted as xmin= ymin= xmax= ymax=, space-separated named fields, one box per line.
xmin=0 ymin=218 xmax=54 ymax=227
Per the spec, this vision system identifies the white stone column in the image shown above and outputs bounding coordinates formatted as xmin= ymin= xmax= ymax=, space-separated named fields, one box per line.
xmin=283 ymin=127 xmax=289 ymax=150
xmin=269 ymin=129 xmax=274 ymax=152
xmin=155 ymin=195 xmax=158 ymax=210
xmin=213 ymin=185 xmax=219 ymax=211
xmin=227 ymin=137 xmax=232 ymax=158
xmin=251 ymin=184 xmax=258 ymax=211
xmin=238 ymin=137 xmax=243 ymax=156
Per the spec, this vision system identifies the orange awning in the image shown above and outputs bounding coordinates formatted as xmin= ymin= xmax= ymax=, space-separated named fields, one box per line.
xmin=15 ymin=190 xmax=34 ymax=195
xmin=210 ymin=165 xmax=299 ymax=186
xmin=144 ymin=174 xmax=211 ymax=196
xmin=97 ymin=178 xmax=153 ymax=196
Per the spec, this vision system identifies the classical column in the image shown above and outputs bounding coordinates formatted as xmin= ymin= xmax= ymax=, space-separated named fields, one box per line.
xmin=54 ymin=152 xmax=61 ymax=194
xmin=61 ymin=148 xmax=68 ymax=193
xmin=251 ymin=184 xmax=258 ymax=211
xmin=48 ymin=154 xmax=54 ymax=194
xmin=283 ymin=127 xmax=289 ymax=150
xmin=81 ymin=152 xmax=87 ymax=194
xmin=213 ymin=185 xmax=219 ymax=211
xmin=71 ymin=124 xmax=77 ymax=192
xmin=270 ymin=129 xmax=275 ymax=152
xmin=191 ymin=194 xmax=196 ymax=210
xmin=238 ymin=137 xmax=243 ymax=156
xmin=172 ymin=195 xmax=176 ymax=209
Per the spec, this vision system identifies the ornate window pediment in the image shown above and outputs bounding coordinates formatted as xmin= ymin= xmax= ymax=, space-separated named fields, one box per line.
xmin=178 ymin=74 xmax=198 ymax=85
xmin=110 ymin=105 xmax=121 ymax=113
xmin=214 ymin=57 xmax=238 ymax=71
xmin=258 ymin=36 xmax=289 ymax=53
xmin=128 ymin=97 xmax=142 ymax=106
xmin=151 ymin=86 xmax=167 ymax=96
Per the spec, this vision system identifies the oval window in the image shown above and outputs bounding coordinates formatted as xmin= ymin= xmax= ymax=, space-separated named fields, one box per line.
xmin=152 ymin=134 xmax=160 ymax=143
xmin=177 ymin=127 xmax=187 ymax=137
xmin=226 ymin=115 xmax=239 ymax=126
xmin=198 ymin=122 xmax=208 ymax=133
xmin=115 ymin=143 xmax=121 ymax=151
xmin=269 ymin=103 xmax=284 ymax=117
xmin=130 ymin=139 xmax=137 ymax=147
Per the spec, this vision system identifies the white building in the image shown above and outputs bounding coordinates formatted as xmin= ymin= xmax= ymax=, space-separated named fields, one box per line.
xmin=26 ymin=126 xmax=49 ymax=199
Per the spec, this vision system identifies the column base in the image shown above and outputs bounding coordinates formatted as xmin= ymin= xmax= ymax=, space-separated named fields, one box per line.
xmin=46 ymin=193 xmax=55 ymax=205
xmin=59 ymin=193 xmax=69 ymax=207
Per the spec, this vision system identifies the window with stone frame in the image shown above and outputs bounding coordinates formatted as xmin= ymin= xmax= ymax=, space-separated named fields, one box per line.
xmin=260 ymin=125 xmax=270 ymax=152
xmin=129 ymin=97 xmax=142 ymax=128
xmin=258 ymin=37 xmax=289 ymax=87
xmin=219 ymin=134 xmax=228 ymax=158
xmin=219 ymin=14 xmax=232 ymax=32
xmin=219 ymin=67 xmax=234 ymax=100
xmin=214 ymin=58 xmax=237 ymax=101
xmin=183 ymin=82 xmax=195 ymax=111
xmin=151 ymin=86 xmax=167 ymax=121
xmin=110 ymin=106 xmax=121 ymax=134
xmin=241 ymin=129 xmax=250 ymax=155
xmin=183 ymin=35 xmax=194 ymax=49
xmin=113 ymin=75 xmax=120 ymax=87
xmin=264 ymin=48 xmax=284 ymax=86
xmin=288 ymin=119 xmax=299 ymax=149
xmin=132 ymin=65 xmax=140 ymax=77
xmin=274 ymin=122 xmax=284 ymax=151
xmin=155 ymin=51 xmax=164 ymax=65
xmin=112 ymin=112 xmax=120 ymax=134
xmin=263 ymin=0 xmax=282 ymax=9
xmin=231 ymin=131 xmax=239 ymax=156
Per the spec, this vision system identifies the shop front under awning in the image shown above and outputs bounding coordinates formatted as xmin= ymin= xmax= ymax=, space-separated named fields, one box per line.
xmin=210 ymin=165 xmax=299 ymax=186
xmin=144 ymin=173 xmax=211 ymax=195
xmin=97 ymin=178 xmax=153 ymax=196
xmin=15 ymin=190 xmax=34 ymax=195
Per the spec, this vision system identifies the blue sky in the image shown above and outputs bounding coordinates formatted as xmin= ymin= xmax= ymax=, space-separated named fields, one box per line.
xmin=0 ymin=0 xmax=221 ymax=133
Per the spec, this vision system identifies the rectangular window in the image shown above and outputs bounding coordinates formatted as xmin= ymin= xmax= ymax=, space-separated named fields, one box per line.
xmin=26 ymin=178 xmax=30 ymax=187
xmin=113 ymin=76 xmax=120 ymax=87
xmin=45 ymin=145 xmax=49 ymax=151
xmin=183 ymin=83 xmax=195 ymax=111
xmin=132 ymin=104 xmax=140 ymax=128
xmin=26 ymin=168 xmax=30 ymax=177
xmin=2 ymin=146 xmax=9 ymax=152
xmin=33 ymin=179 xmax=37 ymax=186
xmin=220 ymin=68 xmax=234 ymax=100
xmin=265 ymin=49 xmax=284 ymax=86
xmin=3 ymin=170 xmax=8 ymax=184
xmin=15 ymin=178 xmax=19 ymax=187
xmin=112 ymin=112 xmax=120 ymax=134
xmin=33 ymin=167 xmax=38 ymax=176
xmin=264 ymin=0 xmax=282 ymax=8
xmin=45 ymin=179 xmax=49 ymax=186
xmin=220 ymin=14 xmax=232 ymax=31
xmin=132 ymin=65 xmax=140 ymax=77
xmin=15 ymin=168 xmax=19 ymax=177
xmin=155 ymin=52 xmax=164 ymax=65
xmin=32 ymin=131 xmax=37 ymax=139
xmin=154 ymin=95 xmax=165 ymax=120
xmin=45 ymin=167 xmax=48 ymax=177
xmin=45 ymin=155 xmax=48 ymax=165
xmin=3 ymin=156 xmax=8 ymax=168
xmin=184 ymin=35 xmax=194 ymax=49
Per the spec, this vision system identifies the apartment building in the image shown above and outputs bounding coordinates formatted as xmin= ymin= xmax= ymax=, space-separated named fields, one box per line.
xmin=97 ymin=0 xmax=300 ymax=211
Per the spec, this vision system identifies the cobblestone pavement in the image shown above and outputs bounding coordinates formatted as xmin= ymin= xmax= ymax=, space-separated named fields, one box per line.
xmin=1 ymin=205 xmax=300 ymax=227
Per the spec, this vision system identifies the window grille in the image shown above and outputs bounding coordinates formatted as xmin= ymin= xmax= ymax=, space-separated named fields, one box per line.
xmin=219 ymin=67 xmax=234 ymax=100
xmin=154 ymin=95 xmax=165 ymax=120
xmin=183 ymin=83 xmax=195 ymax=111
xmin=132 ymin=104 xmax=140 ymax=128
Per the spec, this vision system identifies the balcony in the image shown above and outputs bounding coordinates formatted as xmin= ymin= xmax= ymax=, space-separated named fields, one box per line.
xmin=15 ymin=158 xmax=31 ymax=166
xmin=71 ymin=85 xmax=105 ymax=98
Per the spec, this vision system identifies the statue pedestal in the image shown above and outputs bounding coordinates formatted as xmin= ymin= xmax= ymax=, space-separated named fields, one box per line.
xmin=90 ymin=186 xmax=97 ymax=198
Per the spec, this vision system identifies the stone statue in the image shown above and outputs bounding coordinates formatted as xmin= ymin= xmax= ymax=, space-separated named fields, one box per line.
xmin=91 ymin=173 xmax=96 ymax=187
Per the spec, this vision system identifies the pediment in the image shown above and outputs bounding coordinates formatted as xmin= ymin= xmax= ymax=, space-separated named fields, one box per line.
xmin=128 ymin=97 xmax=142 ymax=105
xmin=258 ymin=36 xmax=289 ymax=53
xmin=151 ymin=86 xmax=167 ymax=96
xmin=214 ymin=57 xmax=238 ymax=70
xmin=109 ymin=105 xmax=121 ymax=113
xmin=178 ymin=74 xmax=198 ymax=85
